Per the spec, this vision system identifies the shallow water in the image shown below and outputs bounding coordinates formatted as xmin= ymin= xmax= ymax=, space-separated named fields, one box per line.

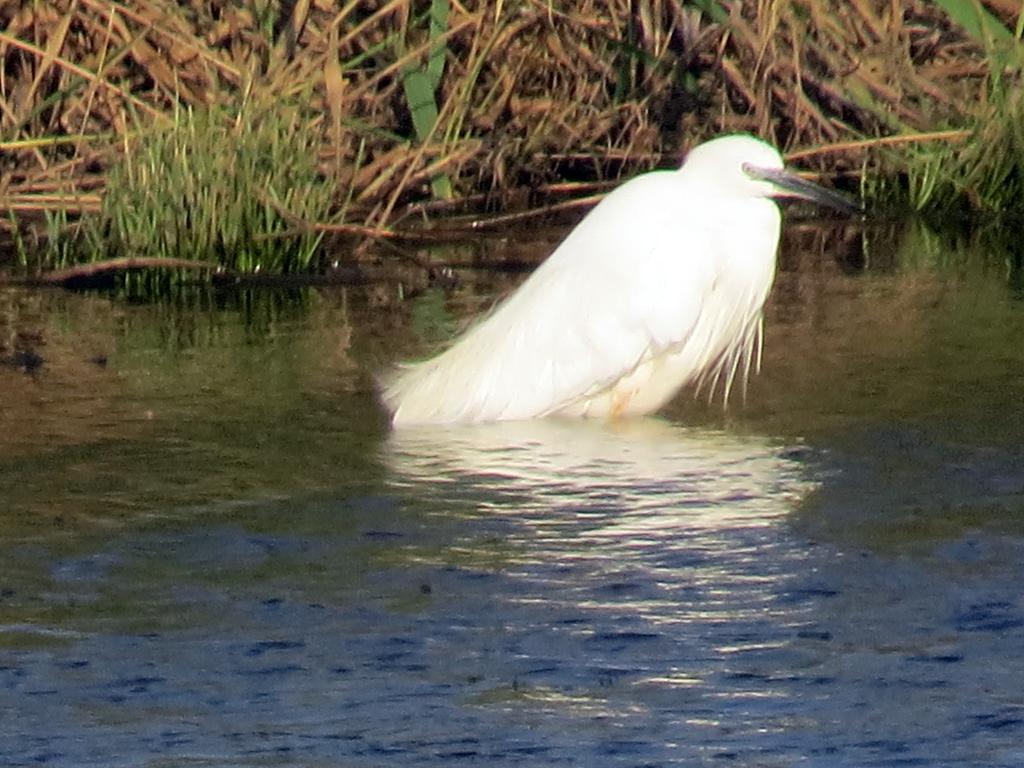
xmin=2 ymin=220 xmax=1024 ymax=766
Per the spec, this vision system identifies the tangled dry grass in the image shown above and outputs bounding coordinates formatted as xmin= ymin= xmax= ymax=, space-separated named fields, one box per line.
xmin=1 ymin=0 xmax=1023 ymax=265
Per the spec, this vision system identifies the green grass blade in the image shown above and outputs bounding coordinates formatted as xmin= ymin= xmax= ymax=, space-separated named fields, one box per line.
xmin=687 ymin=0 xmax=729 ymax=25
xmin=401 ymin=68 xmax=452 ymax=199
xmin=933 ymin=0 xmax=1024 ymax=68
xmin=403 ymin=68 xmax=440 ymax=145
xmin=426 ymin=0 xmax=449 ymax=90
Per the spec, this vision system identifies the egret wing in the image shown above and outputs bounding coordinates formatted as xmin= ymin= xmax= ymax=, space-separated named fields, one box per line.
xmin=383 ymin=171 xmax=717 ymax=424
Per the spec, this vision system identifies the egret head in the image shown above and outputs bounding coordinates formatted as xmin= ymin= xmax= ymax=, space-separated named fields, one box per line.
xmin=682 ymin=134 xmax=859 ymax=214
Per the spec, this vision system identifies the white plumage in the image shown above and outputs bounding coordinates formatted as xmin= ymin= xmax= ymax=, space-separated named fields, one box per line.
xmin=382 ymin=134 xmax=856 ymax=426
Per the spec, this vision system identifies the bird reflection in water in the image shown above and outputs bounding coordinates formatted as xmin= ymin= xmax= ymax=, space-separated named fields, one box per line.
xmin=384 ymin=418 xmax=816 ymax=544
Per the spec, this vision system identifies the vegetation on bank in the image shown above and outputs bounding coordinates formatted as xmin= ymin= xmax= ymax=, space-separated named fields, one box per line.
xmin=1 ymin=0 xmax=1024 ymax=276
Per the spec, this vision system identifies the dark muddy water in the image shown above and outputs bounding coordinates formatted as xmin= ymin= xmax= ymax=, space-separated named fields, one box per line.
xmin=2 ymin=220 xmax=1024 ymax=766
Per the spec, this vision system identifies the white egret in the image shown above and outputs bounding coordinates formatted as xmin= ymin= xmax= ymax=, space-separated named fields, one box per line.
xmin=382 ymin=133 xmax=858 ymax=426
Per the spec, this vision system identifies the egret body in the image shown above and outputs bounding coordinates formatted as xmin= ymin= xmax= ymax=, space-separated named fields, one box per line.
xmin=382 ymin=134 xmax=857 ymax=426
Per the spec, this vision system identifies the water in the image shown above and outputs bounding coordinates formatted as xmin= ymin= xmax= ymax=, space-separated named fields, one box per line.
xmin=2 ymin=220 xmax=1024 ymax=766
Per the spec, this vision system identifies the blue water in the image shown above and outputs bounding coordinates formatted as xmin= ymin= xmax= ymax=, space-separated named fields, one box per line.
xmin=2 ymin=221 xmax=1024 ymax=766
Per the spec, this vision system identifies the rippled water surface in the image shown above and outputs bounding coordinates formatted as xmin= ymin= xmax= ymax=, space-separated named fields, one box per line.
xmin=2 ymin=221 xmax=1024 ymax=766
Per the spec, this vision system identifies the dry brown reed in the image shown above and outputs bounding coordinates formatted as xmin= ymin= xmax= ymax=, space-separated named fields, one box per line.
xmin=0 ymin=0 xmax=1020 ymax=249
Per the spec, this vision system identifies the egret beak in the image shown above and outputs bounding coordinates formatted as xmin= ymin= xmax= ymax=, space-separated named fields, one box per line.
xmin=742 ymin=164 xmax=861 ymax=215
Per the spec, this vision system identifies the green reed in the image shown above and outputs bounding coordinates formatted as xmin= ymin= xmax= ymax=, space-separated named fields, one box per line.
xmin=80 ymin=101 xmax=331 ymax=277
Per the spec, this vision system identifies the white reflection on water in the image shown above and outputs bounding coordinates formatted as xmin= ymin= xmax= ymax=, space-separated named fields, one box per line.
xmin=383 ymin=417 xmax=818 ymax=641
xmin=384 ymin=417 xmax=814 ymax=528
xmin=381 ymin=418 xmax=826 ymax=739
